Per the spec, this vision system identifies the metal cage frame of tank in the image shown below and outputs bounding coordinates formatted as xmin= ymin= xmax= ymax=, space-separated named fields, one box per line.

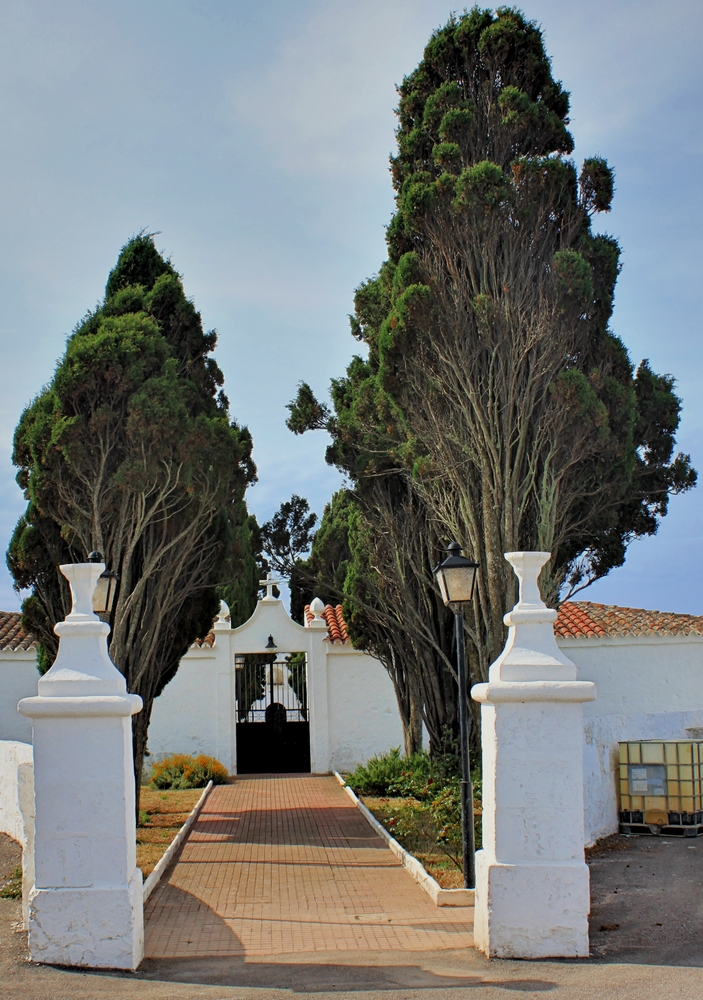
xmin=619 ymin=740 xmax=703 ymax=837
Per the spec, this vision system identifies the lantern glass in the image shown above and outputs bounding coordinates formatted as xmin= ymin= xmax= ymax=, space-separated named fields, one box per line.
xmin=92 ymin=570 xmax=117 ymax=615
xmin=434 ymin=542 xmax=479 ymax=609
xmin=435 ymin=564 xmax=477 ymax=605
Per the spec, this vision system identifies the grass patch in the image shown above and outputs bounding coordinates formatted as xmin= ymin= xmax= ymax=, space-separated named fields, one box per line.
xmin=136 ymin=788 xmax=202 ymax=878
xmin=0 ymin=866 xmax=22 ymax=900
xmin=362 ymin=795 xmax=482 ymax=889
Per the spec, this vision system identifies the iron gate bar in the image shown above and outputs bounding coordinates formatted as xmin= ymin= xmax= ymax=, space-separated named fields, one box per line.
xmin=235 ymin=651 xmax=310 ymax=774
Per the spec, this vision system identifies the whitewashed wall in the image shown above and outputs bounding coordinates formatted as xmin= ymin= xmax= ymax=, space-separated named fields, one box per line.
xmin=147 ymin=600 xmax=404 ymax=775
xmin=0 ymin=651 xmax=37 ymax=743
xmin=0 ymin=740 xmax=35 ymax=928
xmin=326 ymin=645 xmax=404 ymax=773
xmin=558 ymin=634 xmax=703 ymax=844
xmin=146 ymin=646 xmax=224 ymax=767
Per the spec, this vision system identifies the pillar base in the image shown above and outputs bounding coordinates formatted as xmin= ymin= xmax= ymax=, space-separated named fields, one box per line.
xmin=474 ymin=849 xmax=590 ymax=959
xmin=28 ymin=868 xmax=144 ymax=970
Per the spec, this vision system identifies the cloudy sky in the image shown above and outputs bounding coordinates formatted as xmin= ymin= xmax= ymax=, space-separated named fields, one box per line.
xmin=0 ymin=0 xmax=701 ymax=613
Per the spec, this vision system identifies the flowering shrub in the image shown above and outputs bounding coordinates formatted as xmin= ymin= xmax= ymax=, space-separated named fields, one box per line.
xmin=150 ymin=753 xmax=228 ymax=789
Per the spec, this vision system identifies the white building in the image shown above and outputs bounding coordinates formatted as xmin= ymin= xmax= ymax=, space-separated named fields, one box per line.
xmin=555 ymin=601 xmax=703 ymax=842
xmin=3 ymin=596 xmax=703 ymax=843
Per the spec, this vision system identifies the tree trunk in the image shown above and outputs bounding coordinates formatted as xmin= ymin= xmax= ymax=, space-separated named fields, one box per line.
xmin=404 ymin=672 xmax=423 ymax=756
xmin=132 ymin=700 xmax=153 ymax=823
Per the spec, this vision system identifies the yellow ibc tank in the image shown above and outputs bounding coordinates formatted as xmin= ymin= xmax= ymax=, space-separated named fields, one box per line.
xmin=619 ymin=740 xmax=703 ymax=836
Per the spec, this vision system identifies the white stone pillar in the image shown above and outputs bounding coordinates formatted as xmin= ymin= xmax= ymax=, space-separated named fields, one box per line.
xmin=212 ymin=600 xmax=235 ymax=773
xmin=471 ymin=552 xmax=596 ymax=959
xmin=306 ymin=597 xmax=331 ymax=773
xmin=18 ymin=561 xmax=144 ymax=970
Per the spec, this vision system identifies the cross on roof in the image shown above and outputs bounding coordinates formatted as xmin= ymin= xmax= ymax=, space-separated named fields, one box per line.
xmin=259 ymin=572 xmax=282 ymax=601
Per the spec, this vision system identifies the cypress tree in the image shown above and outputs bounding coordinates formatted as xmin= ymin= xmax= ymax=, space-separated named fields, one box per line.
xmin=9 ymin=234 xmax=259 ymax=797
xmin=288 ymin=7 xmax=695 ymax=743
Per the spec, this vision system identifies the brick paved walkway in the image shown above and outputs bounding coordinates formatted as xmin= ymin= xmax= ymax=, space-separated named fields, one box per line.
xmin=144 ymin=774 xmax=474 ymax=958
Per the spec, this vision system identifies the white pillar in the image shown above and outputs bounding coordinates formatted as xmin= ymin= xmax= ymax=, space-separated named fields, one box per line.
xmin=18 ymin=561 xmax=144 ymax=970
xmin=306 ymin=597 xmax=331 ymax=773
xmin=471 ymin=552 xmax=596 ymax=959
xmin=212 ymin=600 xmax=235 ymax=774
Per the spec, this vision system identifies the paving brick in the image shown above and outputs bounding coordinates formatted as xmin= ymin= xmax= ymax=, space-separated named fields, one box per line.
xmin=144 ymin=774 xmax=474 ymax=958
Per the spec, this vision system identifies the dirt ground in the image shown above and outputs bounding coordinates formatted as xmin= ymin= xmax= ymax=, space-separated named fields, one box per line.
xmin=0 ymin=834 xmax=21 ymax=879
xmin=588 ymin=831 xmax=703 ymax=965
xmin=0 ymin=832 xmax=22 ymax=897
xmin=1 ymin=830 xmax=703 ymax=998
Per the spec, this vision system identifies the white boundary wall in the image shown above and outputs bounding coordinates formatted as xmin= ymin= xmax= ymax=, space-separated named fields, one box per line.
xmin=147 ymin=597 xmax=405 ymax=775
xmin=563 ymin=633 xmax=703 ymax=843
xmin=0 ymin=650 xmax=37 ymax=743
xmin=4 ymin=603 xmax=703 ymax=845
xmin=0 ymin=740 xmax=35 ymax=928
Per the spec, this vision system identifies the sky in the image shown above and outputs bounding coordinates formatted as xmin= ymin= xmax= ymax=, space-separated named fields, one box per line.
xmin=0 ymin=0 xmax=701 ymax=614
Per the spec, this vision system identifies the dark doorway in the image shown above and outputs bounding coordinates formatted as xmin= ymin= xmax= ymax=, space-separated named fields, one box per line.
xmin=235 ymin=652 xmax=310 ymax=774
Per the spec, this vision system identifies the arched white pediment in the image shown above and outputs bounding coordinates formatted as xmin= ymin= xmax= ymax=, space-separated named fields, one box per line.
xmin=229 ymin=598 xmax=322 ymax=655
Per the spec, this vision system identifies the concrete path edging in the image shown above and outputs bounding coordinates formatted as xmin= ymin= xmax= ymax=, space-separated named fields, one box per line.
xmin=333 ymin=770 xmax=473 ymax=907
xmin=142 ymin=780 xmax=213 ymax=903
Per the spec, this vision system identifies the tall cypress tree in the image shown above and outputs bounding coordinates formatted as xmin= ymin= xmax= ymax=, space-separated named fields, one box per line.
xmin=9 ymin=234 xmax=259 ymax=796
xmin=288 ymin=7 xmax=695 ymax=740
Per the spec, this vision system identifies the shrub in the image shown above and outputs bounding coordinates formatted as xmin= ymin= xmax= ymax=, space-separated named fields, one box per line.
xmin=345 ymin=746 xmax=462 ymax=798
xmin=344 ymin=747 xmax=408 ymax=795
xmin=150 ymin=753 xmax=228 ymax=789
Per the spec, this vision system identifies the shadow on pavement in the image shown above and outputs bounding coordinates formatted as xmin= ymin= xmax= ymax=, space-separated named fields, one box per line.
xmin=138 ymin=954 xmax=558 ymax=992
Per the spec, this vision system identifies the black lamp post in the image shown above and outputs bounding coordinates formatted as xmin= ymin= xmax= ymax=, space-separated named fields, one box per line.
xmin=434 ymin=541 xmax=479 ymax=889
xmin=88 ymin=551 xmax=118 ymax=617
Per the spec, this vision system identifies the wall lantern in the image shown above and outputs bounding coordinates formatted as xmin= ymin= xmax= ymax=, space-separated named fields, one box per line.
xmin=265 ymin=635 xmax=277 ymax=650
xmin=88 ymin=551 xmax=119 ymax=615
xmin=434 ymin=541 xmax=479 ymax=610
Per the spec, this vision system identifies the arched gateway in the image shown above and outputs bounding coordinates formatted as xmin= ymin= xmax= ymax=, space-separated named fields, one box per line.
xmin=147 ymin=572 xmax=404 ymax=775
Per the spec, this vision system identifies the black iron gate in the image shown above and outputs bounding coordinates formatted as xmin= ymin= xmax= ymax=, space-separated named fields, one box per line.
xmin=235 ymin=652 xmax=310 ymax=774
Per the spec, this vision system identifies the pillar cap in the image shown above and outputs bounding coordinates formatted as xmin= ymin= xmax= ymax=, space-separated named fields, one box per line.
xmin=489 ymin=551 xmax=578 ymax=684
xmin=37 ymin=562 xmax=128 ymax=698
xmin=472 ymin=680 xmax=596 ymax=704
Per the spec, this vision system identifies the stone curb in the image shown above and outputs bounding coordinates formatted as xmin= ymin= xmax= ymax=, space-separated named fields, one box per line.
xmin=333 ymin=770 xmax=473 ymax=907
xmin=142 ymin=780 xmax=213 ymax=904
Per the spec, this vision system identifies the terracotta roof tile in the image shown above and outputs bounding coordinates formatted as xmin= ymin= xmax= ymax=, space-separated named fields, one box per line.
xmin=305 ymin=599 xmax=703 ymax=643
xmin=304 ymin=604 xmax=350 ymax=644
xmin=5 ymin=597 xmax=699 ymax=654
xmin=192 ymin=632 xmax=215 ymax=648
xmin=554 ymin=602 xmax=607 ymax=638
xmin=0 ymin=611 xmax=37 ymax=651
xmin=556 ymin=601 xmax=703 ymax=639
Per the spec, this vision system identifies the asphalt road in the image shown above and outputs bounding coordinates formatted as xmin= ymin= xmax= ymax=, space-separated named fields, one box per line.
xmin=588 ymin=832 xmax=703 ymax=965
